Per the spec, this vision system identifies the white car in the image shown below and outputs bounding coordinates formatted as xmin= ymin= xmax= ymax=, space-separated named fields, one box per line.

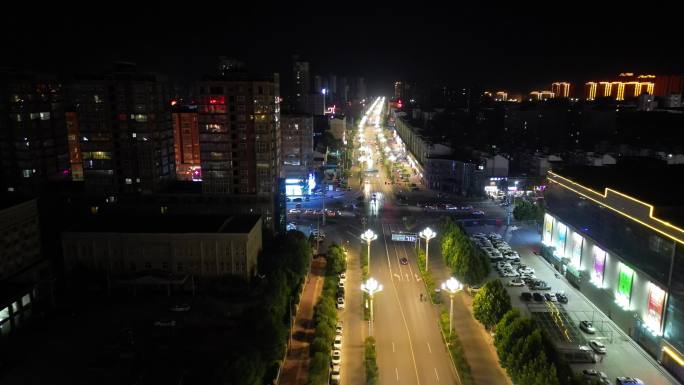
xmin=502 ymin=270 xmax=519 ymax=277
xmin=337 ymin=297 xmax=345 ymax=309
xmin=336 ymin=321 xmax=343 ymax=335
xmin=286 ymin=222 xmax=297 ymax=231
xmin=331 ymin=349 xmax=342 ymax=365
xmin=519 ymin=267 xmax=535 ymax=275
xmin=509 ymin=278 xmax=525 ymax=287
xmin=488 ymin=233 xmax=502 ymax=240
xmin=288 ymin=209 xmax=301 ymax=214
xmin=339 ymin=273 xmax=346 ymax=284
xmin=334 ymin=335 xmax=343 ymax=349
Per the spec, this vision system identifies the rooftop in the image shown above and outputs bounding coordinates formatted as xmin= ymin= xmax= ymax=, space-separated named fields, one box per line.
xmin=553 ymin=158 xmax=684 ymax=226
xmin=66 ymin=214 xmax=260 ymax=234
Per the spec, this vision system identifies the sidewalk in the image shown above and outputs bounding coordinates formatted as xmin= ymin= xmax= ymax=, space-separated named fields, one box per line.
xmin=278 ymin=257 xmax=326 ymax=385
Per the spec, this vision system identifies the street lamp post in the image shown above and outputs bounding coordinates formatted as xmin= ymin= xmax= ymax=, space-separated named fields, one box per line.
xmin=360 ymin=229 xmax=377 ymax=274
xmin=361 ymin=277 xmax=383 ymax=336
xmin=419 ymin=227 xmax=436 ymax=271
xmin=441 ymin=277 xmax=463 ymax=338
xmin=321 ymin=88 xmax=327 ymax=115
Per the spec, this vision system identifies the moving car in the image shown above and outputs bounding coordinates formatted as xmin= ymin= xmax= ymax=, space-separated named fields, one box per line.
xmin=472 ymin=210 xmax=485 ymax=216
xmin=589 ymin=340 xmax=607 ymax=354
xmin=337 ymin=297 xmax=345 ymax=309
xmin=579 ymin=320 xmax=596 ymax=334
xmin=400 ymin=257 xmax=409 ymax=265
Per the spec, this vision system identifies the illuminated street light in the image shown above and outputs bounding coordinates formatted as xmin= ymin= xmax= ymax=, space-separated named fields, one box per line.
xmin=419 ymin=227 xmax=437 ymax=271
xmin=441 ymin=277 xmax=463 ymax=337
xmin=361 ymin=277 xmax=383 ymax=336
xmin=360 ymin=229 xmax=378 ymax=274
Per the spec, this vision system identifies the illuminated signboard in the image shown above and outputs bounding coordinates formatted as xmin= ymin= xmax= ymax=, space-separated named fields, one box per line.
xmin=555 ymin=222 xmax=567 ymax=257
xmin=392 ymin=233 xmax=417 ymax=242
xmin=591 ymin=246 xmax=606 ymax=287
xmin=570 ymin=232 xmax=583 ymax=269
xmin=646 ymin=282 xmax=666 ymax=336
xmin=616 ymin=262 xmax=634 ymax=310
xmin=543 ymin=214 xmax=554 ymax=245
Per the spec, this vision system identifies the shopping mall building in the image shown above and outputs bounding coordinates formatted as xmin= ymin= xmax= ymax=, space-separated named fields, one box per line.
xmin=544 ymin=163 xmax=684 ymax=381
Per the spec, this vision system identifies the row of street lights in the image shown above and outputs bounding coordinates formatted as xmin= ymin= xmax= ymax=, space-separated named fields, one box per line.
xmin=359 ymin=227 xmax=463 ymax=337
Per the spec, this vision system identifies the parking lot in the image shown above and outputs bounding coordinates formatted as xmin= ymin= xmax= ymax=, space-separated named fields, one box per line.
xmin=466 ymin=224 xmax=679 ymax=385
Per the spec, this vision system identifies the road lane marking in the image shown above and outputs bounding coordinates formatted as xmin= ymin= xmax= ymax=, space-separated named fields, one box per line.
xmin=434 ymin=368 xmax=440 ymax=382
xmin=381 ymin=224 xmax=395 ymax=282
xmin=392 ymin=342 xmax=395 ymax=352
xmin=427 ymin=343 xmax=432 ymax=353
xmin=385 ymin=240 xmax=422 ymax=385
xmin=396 ymin=367 xmax=399 ymax=381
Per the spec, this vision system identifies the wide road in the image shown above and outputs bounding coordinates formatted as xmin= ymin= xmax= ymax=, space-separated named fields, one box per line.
xmin=358 ymin=98 xmax=461 ymax=385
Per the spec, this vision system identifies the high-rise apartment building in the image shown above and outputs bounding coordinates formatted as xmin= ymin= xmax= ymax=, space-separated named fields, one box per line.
xmin=64 ymin=63 xmax=175 ymax=195
xmin=552 ymin=82 xmax=571 ymax=98
xmin=172 ymin=104 xmax=201 ymax=181
xmin=292 ymin=57 xmax=310 ymax=112
xmin=0 ymin=70 xmax=69 ymax=193
xmin=281 ymin=113 xmax=313 ymax=178
xmin=194 ymin=71 xmax=280 ymax=196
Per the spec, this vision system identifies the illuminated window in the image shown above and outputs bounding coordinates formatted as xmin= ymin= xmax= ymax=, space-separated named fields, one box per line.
xmin=133 ymin=114 xmax=147 ymax=122
xmin=125 ymin=178 xmax=132 ymax=185
xmin=30 ymin=112 xmax=40 ymax=120
xmin=591 ymin=246 xmax=607 ymax=287
xmin=39 ymin=112 xmax=50 ymax=120
xmin=22 ymin=169 xmax=32 ymax=178
xmin=21 ymin=295 xmax=31 ymax=307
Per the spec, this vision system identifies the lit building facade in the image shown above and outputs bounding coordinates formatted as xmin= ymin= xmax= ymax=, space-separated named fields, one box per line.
xmin=530 ymin=90 xmax=555 ymax=100
xmin=172 ymin=104 xmax=201 ymax=181
xmin=585 ymin=73 xmax=655 ymax=101
xmin=194 ymin=72 xmax=280 ymax=196
xmin=0 ymin=70 xmax=70 ymax=193
xmin=280 ymin=113 xmax=314 ymax=184
xmin=292 ymin=58 xmax=310 ymax=112
xmin=552 ymin=82 xmax=571 ymax=98
xmin=65 ymin=64 xmax=175 ymax=194
xmin=544 ymin=167 xmax=684 ymax=381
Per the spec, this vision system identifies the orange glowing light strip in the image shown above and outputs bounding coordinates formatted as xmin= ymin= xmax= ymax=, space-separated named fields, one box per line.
xmin=548 ymin=171 xmax=684 ymax=245
xmin=663 ymin=346 xmax=684 ymax=366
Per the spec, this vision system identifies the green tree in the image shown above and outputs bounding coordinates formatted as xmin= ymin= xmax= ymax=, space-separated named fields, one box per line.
xmin=307 ymin=352 xmax=331 ymax=385
xmin=495 ymin=316 xmax=536 ymax=369
xmin=473 ymin=279 xmax=512 ymax=329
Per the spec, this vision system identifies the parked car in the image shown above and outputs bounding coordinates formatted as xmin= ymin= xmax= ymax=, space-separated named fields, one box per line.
xmin=533 ymin=292 xmax=545 ymax=302
xmin=286 ymin=222 xmax=297 ymax=231
xmin=330 ymin=365 xmax=341 ymax=384
xmin=170 ymin=304 xmax=191 ymax=312
xmin=339 ymin=273 xmax=346 ymax=283
xmin=331 ymin=349 xmax=342 ymax=365
xmin=589 ymin=340 xmax=607 ymax=354
xmin=616 ymin=377 xmax=644 ymax=385
xmin=400 ymin=257 xmax=409 ymax=265
xmin=555 ymin=292 xmax=568 ymax=303
xmin=336 ymin=321 xmax=343 ymax=335
xmin=518 ymin=266 xmax=535 ymax=275
xmin=521 ymin=292 xmax=533 ymax=301
xmin=472 ymin=210 xmax=485 ymax=216
xmin=579 ymin=320 xmax=596 ymax=334
xmin=544 ymin=293 xmax=557 ymax=302
xmin=289 ymin=209 xmax=301 ymax=214
xmin=154 ymin=319 xmax=176 ymax=327
xmin=582 ymin=369 xmax=608 ymax=384
xmin=337 ymin=297 xmax=345 ymax=309
xmin=338 ymin=280 xmax=345 ymax=288
xmin=509 ymin=278 xmax=525 ymax=287
xmin=293 ymin=198 xmax=303 ymax=202
xmin=334 ymin=335 xmax=343 ymax=349
xmin=295 ymin=203 xmax=303 ymax=208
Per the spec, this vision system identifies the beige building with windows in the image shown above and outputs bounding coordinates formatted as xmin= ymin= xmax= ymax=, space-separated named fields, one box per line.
xmin=62 ymin=214 xmax=262 ymax=288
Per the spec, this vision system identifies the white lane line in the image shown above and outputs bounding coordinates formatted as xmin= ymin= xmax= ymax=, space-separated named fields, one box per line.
xmin=396 ymin=367 xmax=399 ymax=381
xmin=392 ymin=342 xmax=395 ymax=352
xmin=427 ymin=342 xmax=432 ymax=353
xmin=381 ymin=224 xmax=395 ymax=282
xmin=384 ymin=232 xmax=422 ymax=385
xmin=389 ymin=223 xmax=406 ymax=281
xmin=400 ymin=241 xmax=417 ymax=282
xmin=434 ymin=368 xmax=440 ymax=382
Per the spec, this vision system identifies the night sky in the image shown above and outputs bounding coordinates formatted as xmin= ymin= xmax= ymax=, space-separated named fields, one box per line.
xmin=3 ymin=6 xmax=683 ymax=96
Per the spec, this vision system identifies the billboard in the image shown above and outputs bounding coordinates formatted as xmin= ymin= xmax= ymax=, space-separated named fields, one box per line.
xmin=646 ymin=282 xmax=666 ymax=336
xmin=591 ymin=246 xmax=606 ymax=287
xmin=616 ymin=262 xmax=634 ymax=310
xmin=392 ymin=233 xmax=417 ymax=242
xmin=571 ymin=232 xmax=583 ymax=269
xmin=555 ymin=222 xmax=567 ymax=257
xmin=543 ymin=214 xmax=553 ymax=245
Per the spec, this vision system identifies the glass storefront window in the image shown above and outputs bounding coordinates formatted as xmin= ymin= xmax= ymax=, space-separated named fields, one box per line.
xmin=543 ymin=214 xmax=554 ymax=245
xmin=0 ymin=307 xmax=8 ymax=323
xmin=592 ymin=246 xmax=607 ymax=287
xmin=616 ymin=262 xmax=634 ymax=310
xmin=646 ymin=282 xmax=666 ymax=336
xmin=555 ymin=222 xmax=567 ymax=257
xmin=571 ymin=232 xmax=583 ymax=269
